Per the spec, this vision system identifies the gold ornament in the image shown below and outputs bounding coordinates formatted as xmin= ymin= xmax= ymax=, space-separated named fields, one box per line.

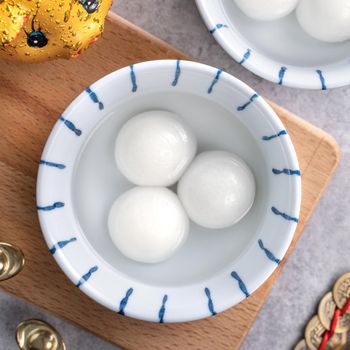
xmin=0 ymin=0 xmax=112 ymax=63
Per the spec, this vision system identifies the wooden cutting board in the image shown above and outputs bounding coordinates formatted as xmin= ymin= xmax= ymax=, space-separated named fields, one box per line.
xmin=0 ymin=12 xmax=340 ymax=350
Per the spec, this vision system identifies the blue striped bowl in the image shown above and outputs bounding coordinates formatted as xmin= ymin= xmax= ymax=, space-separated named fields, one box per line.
xmin=37 ymin=60 xmax=301 ymax=322
xmin=196 ymin=0 xmax=350 ymax=89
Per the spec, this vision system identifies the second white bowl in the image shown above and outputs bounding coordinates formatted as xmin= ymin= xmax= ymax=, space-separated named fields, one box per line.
xmin=196 ymin=0 xmax=350 ymax=89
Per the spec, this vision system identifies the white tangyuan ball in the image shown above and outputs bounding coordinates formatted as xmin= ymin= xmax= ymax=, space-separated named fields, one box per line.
xmin=296 ymin=0 xmax=350 ymax=43
xmin=115 ymin=110 xmax=197 ymax=186
xmin=108 ymin=187 xmax=189 ymax=263
xmin=178 ymin=151 xmax=256 ymax=229
xmin=234 ymin=0 xmax=299 ymax=21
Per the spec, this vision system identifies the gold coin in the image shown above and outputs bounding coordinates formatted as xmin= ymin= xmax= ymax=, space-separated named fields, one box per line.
xmin=319 ymin=292 xmax=350 ymax=333
xmin=333 ymin=272 xmax=350 ymax=309
xmin=294 ymin=339 xmax=309 ymax=350
xmin=305 ymin=316 xmax=325 ymax=350
xmin=305 ymin=315 xmax=345 ymax=350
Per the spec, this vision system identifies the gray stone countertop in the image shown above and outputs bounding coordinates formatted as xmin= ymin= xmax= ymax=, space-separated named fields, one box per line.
xmin=1 ymin=1 xmax=350 ymax=349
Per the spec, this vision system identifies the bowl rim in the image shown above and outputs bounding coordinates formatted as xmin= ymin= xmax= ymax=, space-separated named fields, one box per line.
xmin=37 ymin=59 xmax=301 ymax=323
xmin=195 ymin=0 xmax=350 ymax=90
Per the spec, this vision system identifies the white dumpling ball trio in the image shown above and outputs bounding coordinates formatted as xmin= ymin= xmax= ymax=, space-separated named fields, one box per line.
xmin=108 ymin=110 xmax=256 ymax=264
xmin=234 ymin=0 xmax=350 ymax=43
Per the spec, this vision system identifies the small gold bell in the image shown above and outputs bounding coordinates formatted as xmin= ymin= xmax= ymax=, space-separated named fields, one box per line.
xmin=0 ymin=242 xmax=24 ymax=281
xmin=16 ymin=319 xmax=66 ymax=350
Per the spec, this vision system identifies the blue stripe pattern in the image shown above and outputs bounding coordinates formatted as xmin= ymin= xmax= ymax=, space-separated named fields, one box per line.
xmin=272 ymin=168 xmax=301 ymax=176
xmin=76 ymin=266 xmax=98 ymax=288
xmin=278 ymin=67 xmax=287 ymax=85
xmin=204 ymin=288 xmax=217 ymax=316
xmin=130 ymin=64 xmax=137 ymax=92
xmin=118 ymin=288 xmax=134 ymax=316
xmin=231 ymin=271 xmax=250 ymax=298
xmin=237 ymin=93 xmax=259 ymax=111
xmin=59 ymin=116 xmax=82 ymax=136
xmin=172 ymin=60 xmax=181 ymax=87
xmin=239 ymin=49 xmax=251 ymax=65
xmin=85 ymin=86 xmax=104 ymax=110
xmin=158 ymin=294 xmax=168 ymax=323
xmin=262 ymin=130 xmax=287 ymax=141
xmin=258 ymin=239 xmax=280 ymax=265
xmin=49 ymin=237 xmax=77 ymax=255
xmin=209 ymin=23 xmax=228 ymax=34
xmin=39 ymin=160 xmax=66 ymax=169
xmin=316 ymin=70 xmax=327 ymax=90
xmin=208 ymin=69 xmax=222 ymax=94
xmin=37 ymin=202 xmax=64 ymax=211
xmin=271 ymin=206 xmax=298 ymax=223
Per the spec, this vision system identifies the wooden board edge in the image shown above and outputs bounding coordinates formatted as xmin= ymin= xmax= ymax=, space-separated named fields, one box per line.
xmin=301 ymin=134 xmax=340 ymax=223
xmin=267 ymin=100 xmax=337 ymax=141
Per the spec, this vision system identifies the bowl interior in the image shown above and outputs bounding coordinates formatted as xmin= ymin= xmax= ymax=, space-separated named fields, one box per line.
xmin=223 ymin=0 xmax=350 ymax=67
xmin=73 ymin=90 xmax=268 ymax=287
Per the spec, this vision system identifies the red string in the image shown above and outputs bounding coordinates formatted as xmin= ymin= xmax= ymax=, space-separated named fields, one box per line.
xmin=319 ymin=295 xmax=350 ymax=350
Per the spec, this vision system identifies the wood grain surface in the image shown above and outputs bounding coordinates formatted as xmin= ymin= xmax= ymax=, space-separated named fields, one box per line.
xmin=0 ymin=12 xmax=340 ymax=350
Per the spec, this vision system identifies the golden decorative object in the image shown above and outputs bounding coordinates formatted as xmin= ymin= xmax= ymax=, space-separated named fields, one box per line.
xmin=0 ymin=0 xmax=112 ymax=63
xmin=0 ymin=242 xmax=24 ymax=281
xmin=16 ymin=319 xmax=66 ymax=350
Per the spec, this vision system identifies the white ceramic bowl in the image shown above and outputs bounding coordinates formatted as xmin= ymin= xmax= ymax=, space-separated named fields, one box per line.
xmin=196 ymin=0 xmax=350 ymax=89
xmin=37 ymin=60 xmax=301 ymax=323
